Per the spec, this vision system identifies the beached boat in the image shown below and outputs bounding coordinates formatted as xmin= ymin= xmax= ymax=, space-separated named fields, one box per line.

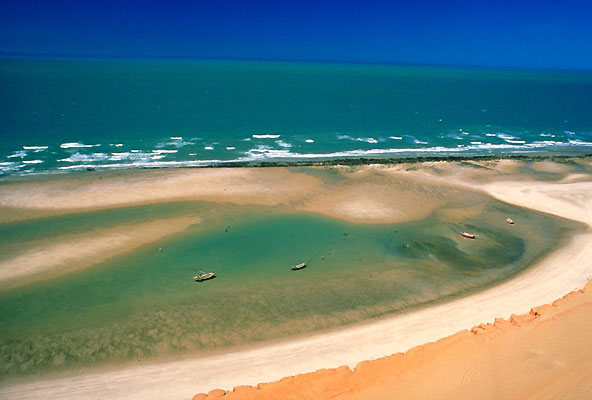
xmin=291 ymin=263 xmax=307 ymax=270
xmin=461 ymin=232 xmax=477 ymax=239
xmin=506 ymin=217 xmax=515 ymax=224
xmin=193 ymin=272 xmax=215 ymax=282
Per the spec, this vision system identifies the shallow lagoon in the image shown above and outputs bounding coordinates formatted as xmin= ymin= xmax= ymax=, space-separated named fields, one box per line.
xmin=0 ymin=197 xmax=579 ymax=379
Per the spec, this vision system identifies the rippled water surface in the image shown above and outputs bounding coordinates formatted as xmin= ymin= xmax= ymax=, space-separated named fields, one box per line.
xmin=1 ymin=58 xmax=592 ymax=175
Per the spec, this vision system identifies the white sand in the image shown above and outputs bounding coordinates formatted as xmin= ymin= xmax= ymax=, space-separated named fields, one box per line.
xmin=2 ymin=174 xmax=591 ymax=400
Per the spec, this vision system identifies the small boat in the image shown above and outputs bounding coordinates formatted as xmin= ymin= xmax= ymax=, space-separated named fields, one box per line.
xmin=506 ymin=217 xmax=515 ymax=224
xmin=461 ymin=232 xmax=477 ymax=239
xmin=291 ymin=263 xmax=307 ymax=271
xmin=193 ymin=272 xmax=215 ymax=282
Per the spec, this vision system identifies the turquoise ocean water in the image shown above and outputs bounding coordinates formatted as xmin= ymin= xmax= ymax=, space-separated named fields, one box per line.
xmin=1 ymin=57 xmax=592 ymax=176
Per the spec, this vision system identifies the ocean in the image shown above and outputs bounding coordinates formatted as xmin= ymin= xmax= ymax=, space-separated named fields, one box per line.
xmin=1 ymin=57 xmax=592 ymax=176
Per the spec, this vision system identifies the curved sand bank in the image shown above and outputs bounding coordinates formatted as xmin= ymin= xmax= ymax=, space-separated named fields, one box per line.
xmin=195 ymin=280 xmax=592 ymax=400
xmin=1 ymin=165 xmax=591 ymax=400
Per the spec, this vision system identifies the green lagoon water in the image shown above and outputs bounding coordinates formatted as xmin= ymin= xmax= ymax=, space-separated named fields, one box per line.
xmin=0 ymin=193 xmax=580 ymax=379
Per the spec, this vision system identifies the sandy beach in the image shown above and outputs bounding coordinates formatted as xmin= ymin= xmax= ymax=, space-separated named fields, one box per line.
xmin=1 ymin=159 xmax=591 ymax=399
xmin=195 ymin=279 xmax=592 ymax=400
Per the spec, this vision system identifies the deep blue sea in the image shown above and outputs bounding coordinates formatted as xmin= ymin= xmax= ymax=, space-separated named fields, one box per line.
xmin=1 ymin=57 xmax=591 ymax=176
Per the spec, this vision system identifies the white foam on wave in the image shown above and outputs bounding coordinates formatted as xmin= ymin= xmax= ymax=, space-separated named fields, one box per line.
xmin=56 ymin=158 xmax=227 ymax=171
xmin=0 ymin=162 xmax=23 ymax=173
xmin=152 ymin=149 xmax=178 ymax=154
xmin=505 ymin=139 xmax=526 ymax=144
xmin=109 ymin=152 xmax=134 ymax=161
xmin=414 ymin=140 xmax=428 ymax=145
xmin=471 ymin=141 xmax=482 ymax=145
xmin=389 ymin=136 xmax=403 ymax=140
xmin=276 ymin=140 xmax=292 ymax=148
xmin=23 ymin=146 xmax=48 ymax=151
xmin=237 ymin=139 xmax=592 ymax=162
xmin=109 ymin=143 xmax=124 ymax=147
xmin=60 ymin=142 xmax=100 ymax=149
xmin=305 ymin=139 xmax=315 ymax=143
xmin=497 ymin=133 xmax=516 ymax=141
xmin=204 ymin=146 xmax=214 ymax=151
xmin=58 ymin=153 xmax=109 ymax=163
xmin=226 ymin=147 xmax=236 ymax=150
xmin=252 ymin=134 xmax=280 ymax=139
xmin=36 ymin=137 xmax=592 ymax=174
xmin=157 ymin=139 xmax=196 ymax=149
xmin=485 ymin=133 xmax=497 ymax=137
xmin=170 ymin=136 xmax=183 ymax=140
xmin=338 ymin=135 xmax=379 ymax=144
xmin=569 ymin=139 xmax=592 ymax=146
xmin=22 ymin=160 xmax=44 ymax=164
xmin=8 ymin=150 xmax=27 ymax=158
xmin=245 ymin=148 xmax=293 ymax=159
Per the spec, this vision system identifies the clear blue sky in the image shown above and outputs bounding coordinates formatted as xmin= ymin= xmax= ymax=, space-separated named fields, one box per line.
xmin=1 ymin=0 xmax=591 ymax=69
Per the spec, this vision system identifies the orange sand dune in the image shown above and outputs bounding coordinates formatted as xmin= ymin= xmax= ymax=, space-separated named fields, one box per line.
xmin=195 ymin=279 xmax=592 ymax=400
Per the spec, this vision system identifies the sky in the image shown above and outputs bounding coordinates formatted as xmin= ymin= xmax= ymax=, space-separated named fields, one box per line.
xmin=0 ymin=0 xmax=591 ymax=69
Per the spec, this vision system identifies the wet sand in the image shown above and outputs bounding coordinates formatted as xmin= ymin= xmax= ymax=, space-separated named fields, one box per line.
xmin=1 ymin=159 xmax=591 ymax=399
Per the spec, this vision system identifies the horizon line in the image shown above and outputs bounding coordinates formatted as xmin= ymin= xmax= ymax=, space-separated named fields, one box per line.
xmin=1 ymin=51 xmax=591 ymax=73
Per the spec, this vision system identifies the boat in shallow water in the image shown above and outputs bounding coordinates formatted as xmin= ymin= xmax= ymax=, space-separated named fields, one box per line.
xmin=506 ymin=217 xmax=515 ymax=224
xmin=461 ymin=232 xmax=477 ymax=239
xmin=194 ymin=272 xmax=215 ymax=281
xmin=291 ymin=263 xmax=307 ymax=270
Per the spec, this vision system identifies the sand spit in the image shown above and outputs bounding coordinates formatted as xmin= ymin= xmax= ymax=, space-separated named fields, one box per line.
xmin=0 ymin=165 xmax=470 ymax=226
xmin=0 ymin=168 xmax=322 ymax=213
xmin=1 ymin=160 xmax=591 ymax=400
xmin=0 ymin=216 xmax=201 ymax=287
xmin=194 ymin=280 xmax=592 ymax=400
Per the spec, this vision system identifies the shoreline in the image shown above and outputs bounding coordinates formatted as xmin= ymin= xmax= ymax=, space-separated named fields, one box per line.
xmin=2 ymin=232 xmax=590 ymax=400
xmin=2 ymin=152 xmax=592 ymax=182
xmin=195 ymin=278 xmax=592 ymax=400
xmin=1 ymin=160 xmax=591 ymax=399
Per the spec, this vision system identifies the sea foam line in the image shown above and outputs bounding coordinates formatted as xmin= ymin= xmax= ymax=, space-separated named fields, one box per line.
xmin=60 ymin=142 xmax=101 ymax=149
xmin=23 ymin=146 xmax=49 ymax=151
xmin=252 ymin=134 xmax=280 ymax=139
